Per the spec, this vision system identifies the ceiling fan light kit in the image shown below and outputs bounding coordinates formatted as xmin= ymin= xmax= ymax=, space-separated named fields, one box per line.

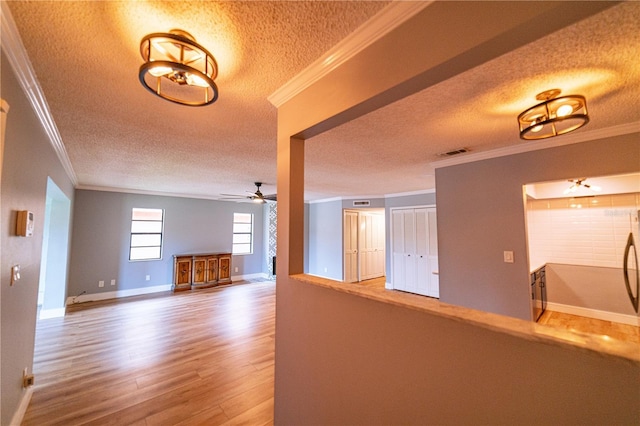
xmin=563 ymin=178 xmax=601 ymax=195
xmin=139 ymin=29 xmax=218 ymax=106
xmin=219 ymin=182 xmax=277 ymax=203
xmin=518 ymin=89 xmax=589 ymax=140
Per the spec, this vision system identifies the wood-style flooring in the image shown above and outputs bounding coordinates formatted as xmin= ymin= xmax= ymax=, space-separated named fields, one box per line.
xmin=538 ymin=309 xmax=640 ymax=345
xmin=25 ymin=276 xmax=639 ymax=425
xmin=24 ymin=280 xmax=276 ymax=426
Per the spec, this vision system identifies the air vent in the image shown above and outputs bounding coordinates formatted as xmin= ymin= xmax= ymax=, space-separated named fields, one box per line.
xmin=437 ymin=147 xmax=470 ymax=157
xmin=353 ymin=200 xmax=371 ymax=207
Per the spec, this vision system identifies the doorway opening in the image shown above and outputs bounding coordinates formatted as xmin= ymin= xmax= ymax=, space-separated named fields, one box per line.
xmin=343 ymin=209 xmax=385 ymax=283
xmin=524 ymin=172 xmax=639 ymax=344
xmin=37 ymin=177 xmax=71 ymax=319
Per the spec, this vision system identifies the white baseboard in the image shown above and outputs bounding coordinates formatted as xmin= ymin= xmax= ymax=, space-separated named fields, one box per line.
xmin=66 ymin=284 xmax=172 ymax=306
xmin=39 ymin=307 xmax=66 ymax=320
xmin=385 ymin=281 xmax=393 ymax=289
xmin=10 ymin=387 xmax=33 ymax=426
xmin=65 ymin=275 xmax=273 ymax=306
xmin=546 ymin=302 xmax=640 ymax=326
xmin=232 ymin=272 xmax=270 ymax=281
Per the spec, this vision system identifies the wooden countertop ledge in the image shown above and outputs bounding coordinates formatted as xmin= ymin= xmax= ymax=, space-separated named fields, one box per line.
xmin=291 ymin=273 xmax=640 ymax=364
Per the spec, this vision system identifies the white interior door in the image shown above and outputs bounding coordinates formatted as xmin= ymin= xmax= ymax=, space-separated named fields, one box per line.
xmin=359 ymin=212 xmax=386 ymax=280
xmin=415 ymin=208 xmax=429 ymax=296
xmin=427 ymin=209 xmax=440 ymax=298
xmin=392 ymin=209 xmax=406 ymax=290
xmin=392 ymin=206 xmax=439 ymax=298
xmin=372 ymin=213 xmax=386 ymax=278
xmin=344 ymin=211 xmax=359 ymax=283
xmin=393 ymin=209 xmax=417 ymax=293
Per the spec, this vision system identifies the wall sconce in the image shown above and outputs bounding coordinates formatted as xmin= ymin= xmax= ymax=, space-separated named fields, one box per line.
xmin=139 ymin=29 xmax=218 ymax=106
xmin=518 ymin=89 xmax=589 ymax=140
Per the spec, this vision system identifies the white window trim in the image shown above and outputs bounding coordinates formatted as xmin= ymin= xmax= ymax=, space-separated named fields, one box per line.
xmin=129 ymin=208 xmax=164 ymax=261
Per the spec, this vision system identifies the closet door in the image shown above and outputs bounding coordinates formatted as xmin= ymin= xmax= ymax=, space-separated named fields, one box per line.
xmin=392 ymin=209 xmax=417 ymax=292
xmin=415 ymin=208 xmax=429 ymax=296
xmin=344 ymin=211 xmax=359 ymax=283
xmin=392 ymin=207 xmax=439 ymax=298
xmin=427 ymin=209 xmax=440 ymax=298
xmin=372 ymin=213 xmax=386 ymax=278
xmin=359 ymin=212 xmax=385 ymax=280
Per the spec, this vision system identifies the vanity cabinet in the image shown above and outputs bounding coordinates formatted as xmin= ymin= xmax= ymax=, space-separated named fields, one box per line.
xmin=173 ymin=253 xmax=232 ymax=291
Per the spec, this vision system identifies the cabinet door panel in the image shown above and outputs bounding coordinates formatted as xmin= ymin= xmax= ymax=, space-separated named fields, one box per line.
xmin=218 ymin=255 xmax=231 ymax=283
xmin=206 ymin=257 xmax=219 ymax=284
xmin=193 ymin=258 xmax=206 ymax=284
xmin=175 ymin=258 xmax=192 ymax=286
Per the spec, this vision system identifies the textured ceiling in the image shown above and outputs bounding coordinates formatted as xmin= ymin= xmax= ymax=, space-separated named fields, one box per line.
xmin=5 ymin=1 xmax=640 ymax=201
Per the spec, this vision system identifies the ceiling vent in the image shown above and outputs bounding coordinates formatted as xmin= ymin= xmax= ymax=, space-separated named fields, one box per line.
xmin=353 ymin=200 xmax=371 ymax=207
xmin=437 ymin=147 xmax=470 ymax=157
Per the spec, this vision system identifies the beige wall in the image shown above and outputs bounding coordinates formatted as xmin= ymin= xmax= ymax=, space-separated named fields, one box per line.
xmin=274 ymin=2 xmax=639 ymax=423
xmin=1 ymin=51 xmax=75 ymax=425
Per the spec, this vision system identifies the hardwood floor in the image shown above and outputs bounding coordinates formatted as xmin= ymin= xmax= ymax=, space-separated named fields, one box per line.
xmin=25 ymin=275 xmax=638 ymax=425
xmin=538 ymin=310 xmax=640 ymax=345
xmin=24 ymin=280 xmax=275 ymax=426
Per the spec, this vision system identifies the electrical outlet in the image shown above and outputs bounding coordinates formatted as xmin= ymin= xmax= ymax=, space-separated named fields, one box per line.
xmin=145 ymin=275 xmax=150 ymax=281
xmin=22 ymin=367 xmax=34 ymax=388
xmin=98 ymin=280 xmax=104 ymax=287
xmin=503 ymin=251 xmax=514 ymax=263
xmin=110 ymin=279 xmax=116 ymax=286
xmin=234 ymin=267 xmax=238 ymax=273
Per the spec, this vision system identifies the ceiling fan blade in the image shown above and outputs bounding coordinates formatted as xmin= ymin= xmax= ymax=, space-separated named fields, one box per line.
xmin=264 ymin=194 xmax=277 ymax=201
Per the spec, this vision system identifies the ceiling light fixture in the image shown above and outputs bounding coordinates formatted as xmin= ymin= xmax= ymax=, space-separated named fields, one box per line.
xmin=139 ymin=29 xmax=218 ymax=106
xmin=563 ymin=178 xmax=601 ymax=195
xmin=518 ymin=89 xmax=589 ymax=140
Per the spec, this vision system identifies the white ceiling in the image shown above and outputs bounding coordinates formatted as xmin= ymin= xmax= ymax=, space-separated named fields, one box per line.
xmin=4 ymin=1 xmax=640 ymax=201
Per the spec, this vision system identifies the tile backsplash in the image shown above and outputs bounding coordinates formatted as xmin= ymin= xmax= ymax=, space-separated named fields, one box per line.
xmin=526 ymin=193 xmax=640 ymax=270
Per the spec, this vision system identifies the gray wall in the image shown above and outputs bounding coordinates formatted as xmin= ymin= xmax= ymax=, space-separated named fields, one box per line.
xmin=436 ymin=135 xmax=640 ymax=320
xmin=546 ymin=263 xmax=636 ymax=316
xmin=1 ymin=51 xmax=75 ymax=425
xmin=307 ymin=200 xmax=342 ymax=279
xmin=69 ymin=190 xmax=265 ymax=297
xmin=306 ymin=193 xmax=437 ymax=283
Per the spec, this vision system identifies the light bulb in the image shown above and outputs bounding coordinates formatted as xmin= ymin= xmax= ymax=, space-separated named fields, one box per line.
xmin=530 ymin=124 xmax=543 ymax=133
xmin=556 ymin=104 xmax=573 ymax=117
xmin=186 ymin=73 xmax=209 ymax=87
xmin=148 ymin=65 xmax=173 ymax=77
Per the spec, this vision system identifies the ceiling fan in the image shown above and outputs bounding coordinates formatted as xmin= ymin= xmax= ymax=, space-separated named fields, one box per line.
xmin=563 ymin=178 xmax=601 ymax=195
xmin=220 ymin=182 xmax=277 ymax=203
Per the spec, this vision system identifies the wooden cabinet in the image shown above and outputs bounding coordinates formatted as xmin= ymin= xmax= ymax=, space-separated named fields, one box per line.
xmin=174 ymin=257 xmax=193 ymax=291
xmin=218 ymin=254 xmax=231 ymax=284
xmin=172 ymin=253 xmax=232 ymax=291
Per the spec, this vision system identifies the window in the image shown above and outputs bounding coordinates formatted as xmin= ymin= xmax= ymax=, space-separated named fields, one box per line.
xmin=129 ymin=208 xmax=164 ymax=261
xmin=233 ymin=213 xmax=253 ymax=255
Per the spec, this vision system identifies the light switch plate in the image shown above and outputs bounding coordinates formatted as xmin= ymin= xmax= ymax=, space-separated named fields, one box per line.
xmin=11 ymin=265 xmax=21 ymax=285
xmin=503 ymin=251 xmax=514 ymax=263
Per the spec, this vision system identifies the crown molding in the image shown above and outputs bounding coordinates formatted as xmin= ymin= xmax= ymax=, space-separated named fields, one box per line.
xmin=430 ymin=122 xmax=640 ymax=170
xmin=1 ymin=2 xmax=78 ymax=186
xmin=384 ymin=188 xmax=436 ymax=198
xmin=76 ymin=184 xmax=238 ymax=202
xmin=268 ymin=1 xmax=432 ymax=108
